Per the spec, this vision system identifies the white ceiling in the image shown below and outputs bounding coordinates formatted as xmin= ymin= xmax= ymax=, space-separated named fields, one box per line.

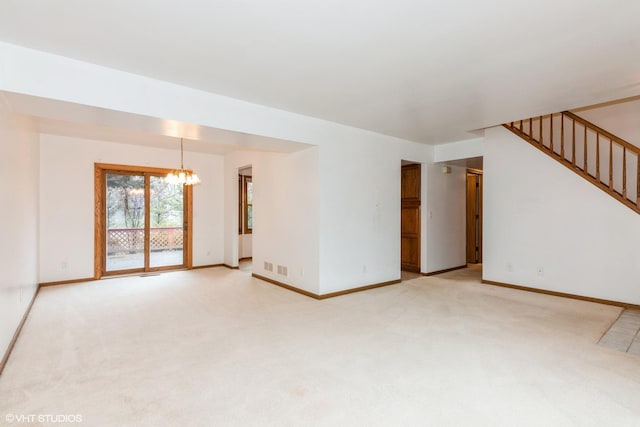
xmin=1 ymin=0 xmax=639 ymax=144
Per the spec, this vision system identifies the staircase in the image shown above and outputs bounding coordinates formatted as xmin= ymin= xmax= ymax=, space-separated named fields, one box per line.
xmin=504 ymin=111 xmax=640 ymax=214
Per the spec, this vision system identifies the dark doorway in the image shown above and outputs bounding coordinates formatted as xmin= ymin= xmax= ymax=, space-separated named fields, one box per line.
xmin=401 ymin=163 xmax=421 ymax=272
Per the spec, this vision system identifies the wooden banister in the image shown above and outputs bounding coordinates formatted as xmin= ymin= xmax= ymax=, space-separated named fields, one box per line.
xmin=563 ymin=111 xmax=639 ymax=153
xmin=609 ymin=137 xmax=613 ymax=190
xmin=503 ymin=110 xmax=640 ymax=215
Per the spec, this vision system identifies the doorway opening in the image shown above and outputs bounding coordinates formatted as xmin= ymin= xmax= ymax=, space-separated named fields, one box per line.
xmin=94 ymin=163 xmax=193 ymax=278
xmin=238 ymin=165 xmax=253 ymax=271
xmin=401 ymin=161 xmax=421 ymax=279
xmin=466 ymin=169 xmax=483 ymax=264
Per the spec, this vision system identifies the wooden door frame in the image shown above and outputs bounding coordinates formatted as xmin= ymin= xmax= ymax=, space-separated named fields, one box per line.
xmin=94 ymin=163 xmax=193 ymax=279
xmin=401 ymin=163 xmax=421 ymax=272
xmin=239 ymin=174 xmax=253 ymax=235
xmin=466 ymin=169 xmax=483 ymax=264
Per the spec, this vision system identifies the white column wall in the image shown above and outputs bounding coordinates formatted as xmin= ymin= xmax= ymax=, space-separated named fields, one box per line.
xmin=224 ymin=147 xmax=320 ymax=294
xmin=318 ymin=136 xmax=433 ymax=294
xmin=425 ymin=164 xmax=467 ymax=273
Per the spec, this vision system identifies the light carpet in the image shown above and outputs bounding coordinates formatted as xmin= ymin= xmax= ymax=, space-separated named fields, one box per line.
xmin=1 ymin=267 xmax=639 ymax=426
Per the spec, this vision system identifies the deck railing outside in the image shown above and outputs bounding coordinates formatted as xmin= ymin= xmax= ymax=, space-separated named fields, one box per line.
xmin=107 ymin=227 xmax=183 ymax=255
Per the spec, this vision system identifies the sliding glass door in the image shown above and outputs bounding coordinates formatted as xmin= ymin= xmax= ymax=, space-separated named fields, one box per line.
xmin=96 ymin=164 xmax=191 ymax=277
xmin=105 ymin=173 xmax=146 ymax=272
xmin=149 ymin=175 xmax=184 ymax=268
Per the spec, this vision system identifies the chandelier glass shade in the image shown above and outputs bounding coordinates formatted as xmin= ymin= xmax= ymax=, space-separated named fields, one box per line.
xmin=166 ymin=137 xmax=200 ymax=186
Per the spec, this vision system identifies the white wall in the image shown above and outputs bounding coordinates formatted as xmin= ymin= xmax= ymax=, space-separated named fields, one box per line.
xmin=434 ymin=137 xmax=484 ymax=163
xmin=0 ymin=98 xmax=39 ymax=361
xmin=425 ymin=164 xmax=467 ymax=272
xmin=318 ymin=135 xmax=433 ymax=294
xmin=239 ymin=235 xmax=252 ymax=259
xmin=39 ymin=134 xmax=224 ymax=283
xmin=483 ymin=126 xmax=640 ymax=304
xmin=257 ymin=148 xmax=320 ymax=293
xmin=224 ymin=148 xmax=320 ymax=294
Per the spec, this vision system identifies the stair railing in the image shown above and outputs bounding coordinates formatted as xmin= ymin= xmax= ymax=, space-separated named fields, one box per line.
xmin=504 ymin=111 xmax=640 ymax=214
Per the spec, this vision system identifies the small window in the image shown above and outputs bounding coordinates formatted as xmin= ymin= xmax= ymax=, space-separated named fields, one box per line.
xmin=239 ymin=175 xmax=253 ymax=234
xmin=244 ymin=177 xmax=253 ymax=233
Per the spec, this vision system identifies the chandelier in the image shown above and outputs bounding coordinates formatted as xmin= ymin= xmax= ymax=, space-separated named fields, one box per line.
xmin=166 ymin=137 xmax=200 ymax=186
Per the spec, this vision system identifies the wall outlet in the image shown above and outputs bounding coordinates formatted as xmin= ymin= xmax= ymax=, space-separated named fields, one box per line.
xmin=61 ymin=261 xmax=68 ymax=270
xmin=537 ymin=266 xmax=544 ymax=276
xmin=506 ymin=262 xmax=513 ymax=272
xmin=362 ymin=264 xmax=367 ymax=274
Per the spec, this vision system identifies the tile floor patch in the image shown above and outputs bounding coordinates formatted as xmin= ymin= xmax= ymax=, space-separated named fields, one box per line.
xmin=598 ymin=309 xmax=640 ymax=354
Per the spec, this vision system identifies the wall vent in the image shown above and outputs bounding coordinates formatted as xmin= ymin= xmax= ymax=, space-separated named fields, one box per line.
xmin=264 ymin=262 xmax=273 ymax=272
xmin=277 ymin=265 xmax=288 ymax=276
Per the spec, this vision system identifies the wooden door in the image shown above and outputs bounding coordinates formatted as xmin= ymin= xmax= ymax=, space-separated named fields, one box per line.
xmin=401 ymin=164 xmax=421 ymax=272
xmin=466 ymin=171 xmax=483 ymax=263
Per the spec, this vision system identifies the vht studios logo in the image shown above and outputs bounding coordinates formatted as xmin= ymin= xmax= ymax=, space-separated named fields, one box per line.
xmin=5 ymin=414 xmax=83 ymax=423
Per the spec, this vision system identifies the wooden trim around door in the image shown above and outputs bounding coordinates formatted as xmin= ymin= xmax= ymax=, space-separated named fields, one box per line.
xmin=466 ymin=170 xmax=483 ymax=264
xmin=94 ymin=163 xmax=193 ymax=279
xmin=401 ymin=163 xmax=421 ymax=272
xmin=239 ymin=175 xmax=253 ymax=235
xmin=94 ymin=165 xmax=103 ymax=279
xmin=186 ymin=184 xmax=193 ymax=269
xmin=144 ymin=174 xmax=151 ymax=271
